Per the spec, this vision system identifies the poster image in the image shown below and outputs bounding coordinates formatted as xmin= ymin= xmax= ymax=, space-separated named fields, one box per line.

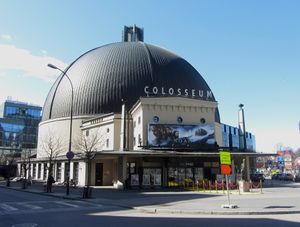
xmin=148 ymin=124 xmax=215 ymax=148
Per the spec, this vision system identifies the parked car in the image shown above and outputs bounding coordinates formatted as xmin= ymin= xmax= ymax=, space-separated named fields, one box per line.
xmin=293 ymin=174 xmax=300 ymax=182
xmin=283 ymin=173 xmax=294 ymax=181
xmin=250 ymin=173 xmax=265 ymax=182
xmin=272 ymin=173 xmax=282 ymax=180
xmin=11 ymin=177 xmax=24 ymax=182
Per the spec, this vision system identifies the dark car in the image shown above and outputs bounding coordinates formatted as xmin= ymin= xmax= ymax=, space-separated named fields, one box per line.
xmin=250 ymin=173 xmax=265 ymax=182
xmin=272 ymin=173 xmax=282 ymax=180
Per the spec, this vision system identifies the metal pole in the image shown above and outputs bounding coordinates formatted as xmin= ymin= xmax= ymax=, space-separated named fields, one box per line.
xmin=226 ymin=175 xmax=231 ymax=205
xmin=47 ymin=64 xmax=73 ymax=196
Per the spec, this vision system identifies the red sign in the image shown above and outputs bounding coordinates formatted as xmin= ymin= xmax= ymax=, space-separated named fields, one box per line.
xmin=221 ymin=164 xmax=232 ymax=175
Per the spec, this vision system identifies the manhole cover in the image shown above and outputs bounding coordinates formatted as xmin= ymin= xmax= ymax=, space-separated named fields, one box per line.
xmin=12 ymin=223 xmax=38 ymax=227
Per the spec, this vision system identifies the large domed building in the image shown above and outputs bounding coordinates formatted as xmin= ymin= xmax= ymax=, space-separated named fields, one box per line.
xmin=42 ymin=41 xmax=219 ymax=122
xmin=28 ymin=26 xmax=256 ymax=189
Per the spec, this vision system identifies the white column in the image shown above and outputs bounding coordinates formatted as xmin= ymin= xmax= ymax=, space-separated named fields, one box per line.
xmin=70 ymin=162 xmax=74 ymax=180
xmin=79 ymin=161 xmax=86 ymax=186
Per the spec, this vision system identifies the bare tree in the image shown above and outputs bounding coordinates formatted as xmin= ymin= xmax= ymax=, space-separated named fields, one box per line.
xmin=19 ymin=149 xmax=33 ymax=188
xmin=75 ymin=129 xmax=104 ymax=188
xmin=41 ymin=130 xmax=65 ymax=179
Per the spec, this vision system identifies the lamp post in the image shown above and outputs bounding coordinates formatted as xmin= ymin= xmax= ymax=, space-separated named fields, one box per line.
xmin=47 ymin=63 xmax=74 ymax=196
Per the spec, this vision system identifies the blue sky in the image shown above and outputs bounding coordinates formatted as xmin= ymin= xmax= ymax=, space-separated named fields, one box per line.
xmin=0 ymin=0 xmax=299 ymax=153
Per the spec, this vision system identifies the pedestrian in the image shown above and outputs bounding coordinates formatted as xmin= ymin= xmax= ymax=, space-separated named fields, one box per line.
xmin=47 ymin=175 xmax=55 ymax=193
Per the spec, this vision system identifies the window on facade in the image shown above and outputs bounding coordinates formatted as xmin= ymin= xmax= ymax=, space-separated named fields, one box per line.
xmin=138 ymin=116 xmax=141 ymax=124
xmin=107 ymin=128 xmax=110 ymax=133
xmin=138 ymin=134 xmax=141 ymax=146
xmin=177 ymin=116 xmax=183 ymax=123
xmin=86 ymin=130 xmax=89 ymax=136
xmin=133 ymin=121 xmax=136 ymax=128
xmin=133 ymin=137 xmax=136 ymax=146
xmin=106 ymin=139 xmax=109 ymax=148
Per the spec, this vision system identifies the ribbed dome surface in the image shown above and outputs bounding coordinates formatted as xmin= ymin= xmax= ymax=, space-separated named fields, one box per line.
xmin=42 ymin=42 xmax=219 ymax=122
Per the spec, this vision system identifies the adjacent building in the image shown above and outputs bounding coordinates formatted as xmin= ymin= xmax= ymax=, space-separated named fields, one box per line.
xmin=0 ymin=99 xmax=42 ymax=155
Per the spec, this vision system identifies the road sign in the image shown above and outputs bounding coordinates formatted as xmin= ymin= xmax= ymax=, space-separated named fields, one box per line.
xmin=221 ymin=164 xmax=232 ymax=175
xmin=220 ymin=151 xmax=231 ymax=165
xmin=66 ymin=151 xmax=75 ymax=160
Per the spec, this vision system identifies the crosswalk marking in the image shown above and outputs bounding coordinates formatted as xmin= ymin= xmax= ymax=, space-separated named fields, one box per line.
xmin=54 ymin=201 xmax=80 ymax=208
xmin=0 ymin=200 xmax=105 ymax=215
xmin=0 ymin=203 xmax=19 ymax=211
xmin=17 ymin=203 xmax=42 ymax=210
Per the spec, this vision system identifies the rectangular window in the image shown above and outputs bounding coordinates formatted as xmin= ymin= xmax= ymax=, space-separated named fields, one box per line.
xmin=138 ymin=134 xmax=141 ymax=146
xmin=106 ymin=139 xmax=109 ymax=148
xmin=138 ymin=116 xmax=141 ymax=124
xmin=133 ymin=121 xmax=136 ymax=128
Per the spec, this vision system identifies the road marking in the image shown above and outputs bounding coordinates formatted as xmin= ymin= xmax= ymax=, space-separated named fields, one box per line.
xmin=0 ymin=203 xmax=18 ymax=211
xmin=16 ymin=203 xmax=42 ymax=210
xmin=54 ymin=201 xmax=80 ymax=208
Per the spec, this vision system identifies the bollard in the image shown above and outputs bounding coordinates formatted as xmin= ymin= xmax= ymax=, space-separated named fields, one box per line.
xmin=260 ymin=179 xmax=263 ymax=194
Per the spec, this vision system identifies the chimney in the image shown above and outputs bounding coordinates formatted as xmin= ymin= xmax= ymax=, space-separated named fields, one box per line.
xmin=238 ymin=104 xmax=247 ymax=150
xmin=122 ymin=24 xmax=144 ymax=42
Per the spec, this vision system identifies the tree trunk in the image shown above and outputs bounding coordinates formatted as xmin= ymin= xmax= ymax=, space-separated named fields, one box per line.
xmin=87 ymin=159 xmax=92 ymax=187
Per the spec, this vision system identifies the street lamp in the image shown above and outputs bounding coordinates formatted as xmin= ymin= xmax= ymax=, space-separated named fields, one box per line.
xmin=47 ymin=63 xmax=74 ymax=196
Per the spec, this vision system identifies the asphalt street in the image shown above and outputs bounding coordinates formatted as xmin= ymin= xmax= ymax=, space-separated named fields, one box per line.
xmin=1 ymin=180 xmax=300 ymax=227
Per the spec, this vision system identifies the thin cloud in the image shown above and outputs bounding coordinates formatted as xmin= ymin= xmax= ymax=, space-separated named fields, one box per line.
xmin=1 ymin=34 xmax=13 ymax=41
xmin=0 ymin=44 xmax=68 ymax=82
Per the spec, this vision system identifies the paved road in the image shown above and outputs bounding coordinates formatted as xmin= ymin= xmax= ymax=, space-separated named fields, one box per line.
xmin=1 ymin=180 xmax=300 ymax=227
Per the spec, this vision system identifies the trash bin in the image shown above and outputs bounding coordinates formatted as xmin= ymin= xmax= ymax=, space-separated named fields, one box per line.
xmin=82 ymin=186 xmax=93 ymax=198
xmin=22 ymin=179 xmax=27 ymax=189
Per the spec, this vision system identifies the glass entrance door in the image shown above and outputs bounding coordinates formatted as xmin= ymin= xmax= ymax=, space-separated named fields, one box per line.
xmin=95 ymin=163 xmax=103 ymax=186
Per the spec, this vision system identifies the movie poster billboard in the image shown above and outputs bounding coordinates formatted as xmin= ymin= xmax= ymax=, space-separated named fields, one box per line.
xmin=148 ymin=124 xmax=215 ymax=149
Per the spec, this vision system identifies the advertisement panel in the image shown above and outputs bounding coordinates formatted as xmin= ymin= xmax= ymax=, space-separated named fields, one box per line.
xmin=148 ymin=124 xmax=215 ymax=148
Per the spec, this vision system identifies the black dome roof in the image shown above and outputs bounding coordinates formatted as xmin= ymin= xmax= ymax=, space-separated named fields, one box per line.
xmin=42 ymin=42 xmax=220 ymax=122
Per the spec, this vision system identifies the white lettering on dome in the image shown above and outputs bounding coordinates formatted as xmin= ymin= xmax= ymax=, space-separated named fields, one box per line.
xmin=184 ymin=89 xmax=188 ymax=96
xmin=192 ymin=89 xmax=195 ymax=97
xmin=144 ymin=86 xmax=149 ymax=96
xmin=199 ymin=90 xmax=204 ymax=97
xmin=207 ymin=91 xmax=213 ymax=99
xmin=161 ymin=87 xmax=166 ymax=95
xmin=177 ymin=88 xmax=181 ymax=96
xmin=143 ymin=86 xmax=213 ymax=100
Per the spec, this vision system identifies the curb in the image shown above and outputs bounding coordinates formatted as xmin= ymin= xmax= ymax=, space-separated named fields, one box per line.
xmin=135 ymin=207 xmax=300 ymax=215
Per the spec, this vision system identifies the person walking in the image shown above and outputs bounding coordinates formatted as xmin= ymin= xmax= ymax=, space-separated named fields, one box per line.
xmin=47 ymin=175 xmax=55 ymax=193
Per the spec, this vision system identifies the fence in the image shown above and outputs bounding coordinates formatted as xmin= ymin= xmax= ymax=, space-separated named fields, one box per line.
xmin=169 ymin=179 xmax=263 ymax=194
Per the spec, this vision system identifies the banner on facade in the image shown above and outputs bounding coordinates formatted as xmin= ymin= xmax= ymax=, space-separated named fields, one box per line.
xmin=148 ymin=124 xmax=215 ymax=148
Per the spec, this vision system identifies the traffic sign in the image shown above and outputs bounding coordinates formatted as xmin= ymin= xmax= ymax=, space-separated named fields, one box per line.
xmin=66 ymin=151 xmax=75 ymax=160
xmin=221 ymin=164 xmax=232 ymax=175
xmin=220 ymin=151 xmax=231 ymax=165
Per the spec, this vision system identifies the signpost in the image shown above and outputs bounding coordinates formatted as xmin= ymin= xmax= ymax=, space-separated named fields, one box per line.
xmin=219 ymin=150 xmax=237 ymax=209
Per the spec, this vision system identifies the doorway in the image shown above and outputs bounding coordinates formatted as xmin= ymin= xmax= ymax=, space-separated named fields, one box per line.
xmin=95 ymin=163 xmax=103 ymax=186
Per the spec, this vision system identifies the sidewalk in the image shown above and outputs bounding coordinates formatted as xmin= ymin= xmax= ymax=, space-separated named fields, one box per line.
xmin=1 ymin=180 xmax=300 ymax=215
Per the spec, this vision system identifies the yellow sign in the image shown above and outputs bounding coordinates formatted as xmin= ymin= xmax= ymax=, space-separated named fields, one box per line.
xmin=220 ymin=151 xmax=231 ymax=165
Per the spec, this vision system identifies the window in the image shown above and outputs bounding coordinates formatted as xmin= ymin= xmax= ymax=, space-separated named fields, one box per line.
xmin=133 ymin=137 xmax=136 ymax=146
xmin=85 ymin=130 xmax=89 ymax=136
xmin=106 ymin=139 xmax=109 ymax=148
xmin=138 ymin=134 xmax=141 ymax=146
xmin=133 ymin=121 xmax=136 ymax=128
xmin=106 ymin=128 xmax=110 ymax=133
xmin=138 ymin=116 xmax=141 ymax=124
xmin=177 ymin=116 xmax=183 ymax=123
xmin=153 ymin=116 xmax=159 ymax=123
